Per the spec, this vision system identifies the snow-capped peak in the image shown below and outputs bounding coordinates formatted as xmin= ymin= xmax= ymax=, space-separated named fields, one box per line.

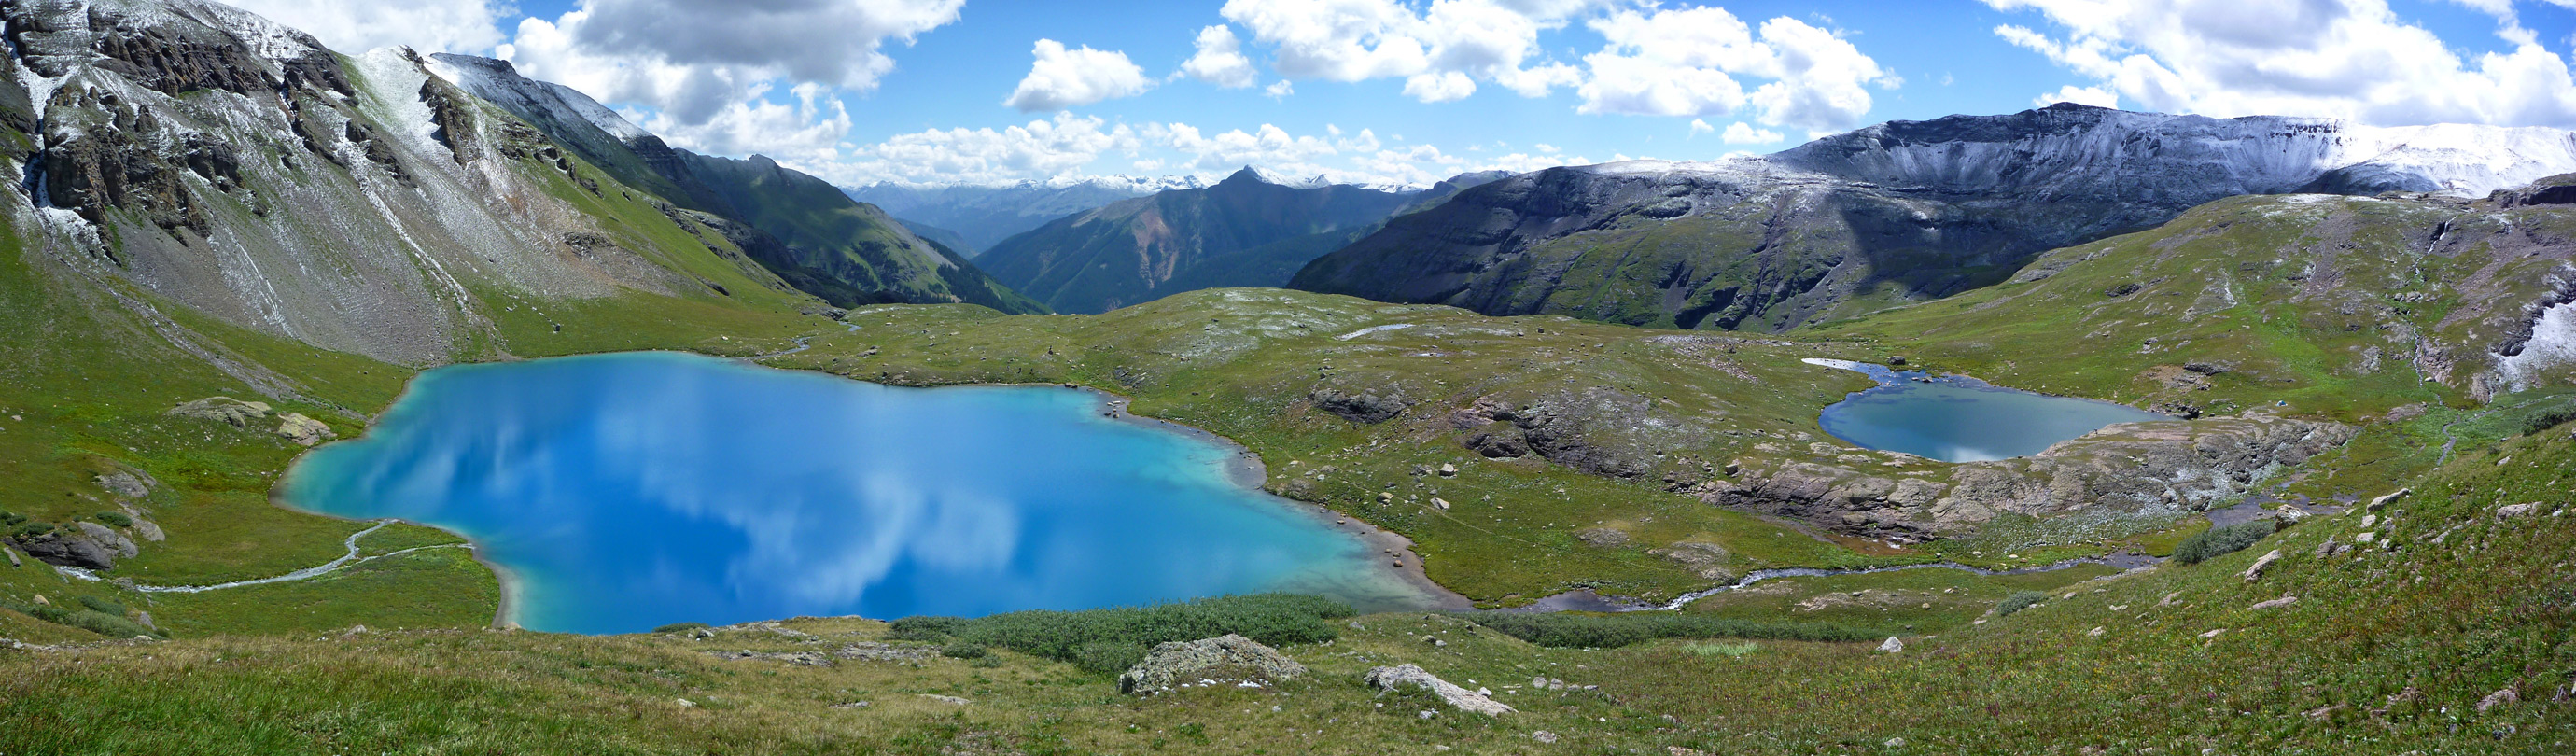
xmin=425 ymin=53 xmax=652 ymax=143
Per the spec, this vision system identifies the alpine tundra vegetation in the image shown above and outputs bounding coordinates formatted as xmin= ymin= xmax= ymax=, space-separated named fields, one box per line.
xmin=2 ymin=0 xmax=2575 ymax=754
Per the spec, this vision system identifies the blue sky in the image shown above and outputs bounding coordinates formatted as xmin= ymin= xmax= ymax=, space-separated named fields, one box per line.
xmin=239 ymin=0 xmax=2576 ymax=187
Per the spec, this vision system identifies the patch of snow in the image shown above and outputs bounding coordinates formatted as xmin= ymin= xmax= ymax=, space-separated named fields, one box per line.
xmin=2499 ymin=300 xmax=2576 ymax=391
xmin=2341 ymin=124 xmax=2576 ymax=197
xmin=351 ymin=48 xmax=442 ymax=154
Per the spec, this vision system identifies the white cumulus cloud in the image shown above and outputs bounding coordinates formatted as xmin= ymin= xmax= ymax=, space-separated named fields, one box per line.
xmin=1005 ymin=40 xmax=1154 ymax=112
xmin=1721 ymin=122 xmax=1784 ymax=144
xmin=218 ymin=0 xmax=506 ymax=54
xmin=1576 ymin=7 xmax=1897 ymax=130
xmin=1984 ymin=0 xmax=2576 ymax=127
xmin=1217 ymin=0 xmax=1606 ymax=103
xmin=1182 ymin=25 xmax=1262 ymax=88
xmin=836 ymin=113 xmax=1145 ymax=186
xmin=502 ymin=0 xmax=959 ymax=132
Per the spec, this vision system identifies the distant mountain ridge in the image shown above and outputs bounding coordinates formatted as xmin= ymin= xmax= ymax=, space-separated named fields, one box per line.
xmin=428 ymin=54 xmax=1042 ymax=315
xmin=973 ymin=168 xmax=1461 ymax=314
xmin=1293 ymin=103 xmax=2576 ymax=332
xmin=844 ymin=176 xmax=1209 ymax=255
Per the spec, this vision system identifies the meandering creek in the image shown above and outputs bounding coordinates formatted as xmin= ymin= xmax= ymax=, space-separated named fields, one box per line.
xmin=279 ymin=352 xmax=1444 ymax=634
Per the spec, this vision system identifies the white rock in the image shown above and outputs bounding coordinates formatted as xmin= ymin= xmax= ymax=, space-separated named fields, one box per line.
xmin=1876 ymin=637 xmax=1904 ymax=653
xmin=2241 ymin=549 xmax=2283 ymax=582
xmin=1365 ymin=664 xmax=1513 ymax=715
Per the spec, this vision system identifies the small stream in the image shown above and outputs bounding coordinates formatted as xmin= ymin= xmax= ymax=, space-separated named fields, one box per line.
xmin=55 ymin=520 xmax=471 ymax=594
xmin=1505 ymin=552 xmax=2164 ymax=613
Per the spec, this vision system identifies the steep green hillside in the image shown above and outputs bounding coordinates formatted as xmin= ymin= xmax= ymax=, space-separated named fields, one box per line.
xmin=0 ymin=0 xmax=831 ymax=647
xmin=427 ymin=54 xmax=1042 ymax=315
xmin=978 ymin=170 xmax=1417 ymax=314
xmin=1810 ymin=189 xmax=2576 ymax=502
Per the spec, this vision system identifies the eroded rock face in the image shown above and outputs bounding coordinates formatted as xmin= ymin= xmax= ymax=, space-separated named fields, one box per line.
xmin=1697 ymin=413 xmax=2358 ymax=539
xmin=1118 ymin=634 xmax=1308 ymax=694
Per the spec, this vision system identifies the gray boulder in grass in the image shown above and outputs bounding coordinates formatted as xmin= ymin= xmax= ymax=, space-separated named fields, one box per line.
xmin=1364 ymin=664 xmax=1514 ymax=715
xmin=1118 ymin=634 xmax=1308 ymax=694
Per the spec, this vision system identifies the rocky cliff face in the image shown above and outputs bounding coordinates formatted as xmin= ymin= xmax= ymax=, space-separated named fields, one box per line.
xmin=977 ymin=168 xmax=1421 ymax=314
xmin=1293 ymin=104 xmax=2576 ymax=332
xmin=0 ymin=0 xmax=811 ymax=366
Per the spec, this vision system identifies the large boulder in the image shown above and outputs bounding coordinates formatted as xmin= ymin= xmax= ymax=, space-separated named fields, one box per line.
xmin=1363 ymin=664 xmax=1514 ymax=715
xmin=276 ymin=413 xmax=336 ymax=446
xmin=168 ymin=397 xmax=273 ymax=427
xmin=76 ymin=523 xmax=139 ymax=559
xmin=1310 ymin=388 xmax=1410 ymax=424
xmin=1117 ymin=634 xmax=1308 ymax=694
xmin=11 ymin=527 xmax=119 ymax=569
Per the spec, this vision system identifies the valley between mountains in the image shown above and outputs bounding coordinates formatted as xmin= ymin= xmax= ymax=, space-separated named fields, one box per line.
xmin=1 ymin=1 xmax=2572 ymax=753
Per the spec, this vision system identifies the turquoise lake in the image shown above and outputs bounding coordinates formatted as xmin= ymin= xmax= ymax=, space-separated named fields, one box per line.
xmin=283 ymin=352 xmax=1436 ymax=634
xmin=1810 ymin=359 xmax=2170 ymax=463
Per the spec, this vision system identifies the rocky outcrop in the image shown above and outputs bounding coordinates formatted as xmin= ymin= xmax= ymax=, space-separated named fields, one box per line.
xmin=1449 ymin=387 xmax=1707 ymax=478
xmin=169 ymin=397 xmax=273 ymax=427
xmin=1698 ymin=413 xmax=2358 ymax=539
xmin=1311 ymin=388 xmax=1410 ymax=424
xmin=275 ymin=413 xmax=334 ymax=446
xmin=171 ymin=398 xmax=335 ymax=445
xmin=1118 ymin=634 xmax=1308 ymax=694
xmin=1365 ymin=664 xmax=1513 ymax=715
xmin=2497 ymin=174 xmax=2576 ymax=207
xmin=10 ymin=524 xmax=125 ymax=569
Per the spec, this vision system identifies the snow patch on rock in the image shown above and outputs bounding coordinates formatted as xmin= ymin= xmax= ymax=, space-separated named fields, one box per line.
xmin=2499 ymin=300 xmax=2576 ymax=391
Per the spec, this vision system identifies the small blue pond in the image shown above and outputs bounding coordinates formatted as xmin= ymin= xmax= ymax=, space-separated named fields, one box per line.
xmin=282 ymin=352 xmax=1435 ymax=634
xmin=1808 ymin=359 xmax=2170 ymax=463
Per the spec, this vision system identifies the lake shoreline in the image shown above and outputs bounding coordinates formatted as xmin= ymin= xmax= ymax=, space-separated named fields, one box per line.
xmin=922 ymin=379 xmax=1473 ymax=609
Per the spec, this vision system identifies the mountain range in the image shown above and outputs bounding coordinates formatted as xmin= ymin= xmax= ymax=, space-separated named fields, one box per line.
xmin=1291 ymin=103 xmax=2576 ymax=331
xmin=969 ymin=168 xmax=1505 ymax=314
xmin=843 ymin=175 xmax=1211 ymax=255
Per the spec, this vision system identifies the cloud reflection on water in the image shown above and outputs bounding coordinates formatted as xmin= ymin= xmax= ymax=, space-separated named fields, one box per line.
xmin=286 ymin=352 xmax=1422 ymax=633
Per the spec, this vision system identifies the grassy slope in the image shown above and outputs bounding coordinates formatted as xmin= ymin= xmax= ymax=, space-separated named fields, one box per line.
xmin=6 ymin=415 xmax=2565 ymax=754
xmin=0 ymin=131 xmax=828 ymax=643
xmin=762 ymin=289 xmax=1923 ymax=604
xmin=1805 ymin=192 xmax=2576 ymax=505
